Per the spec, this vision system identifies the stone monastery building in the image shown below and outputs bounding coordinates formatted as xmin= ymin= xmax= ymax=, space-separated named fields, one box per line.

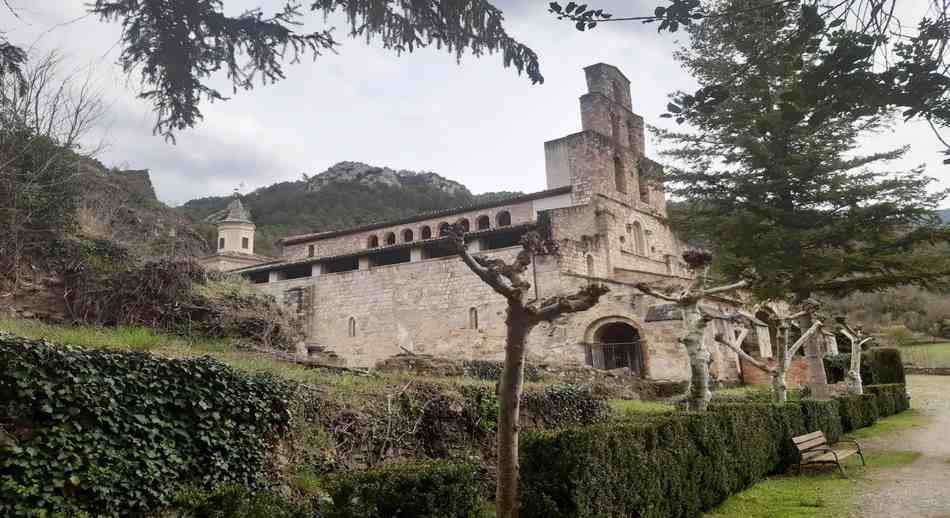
xmin=203 ymin=64 xmax=780 ymax=384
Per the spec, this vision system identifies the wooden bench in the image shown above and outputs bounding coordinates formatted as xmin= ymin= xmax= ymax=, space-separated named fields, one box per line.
xmin=792 ymin=431 xmax=865 ymax=477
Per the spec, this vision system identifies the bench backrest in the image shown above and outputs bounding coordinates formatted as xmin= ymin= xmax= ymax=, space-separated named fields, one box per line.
xmin=792 ymin=431 xmax=828 ymax=453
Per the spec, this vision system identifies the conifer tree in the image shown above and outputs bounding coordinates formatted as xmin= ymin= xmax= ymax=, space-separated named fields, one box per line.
xmin=655 ymin=1 xmax=950 ymax=395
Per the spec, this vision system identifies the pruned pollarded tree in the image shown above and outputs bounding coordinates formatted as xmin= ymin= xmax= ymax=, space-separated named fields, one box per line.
xmin=716 ymin=308 xmax=825 ymax=403
xmin=837 ymin=317 xmax=874 ymax=395
xmin=447 ymin=225 xmax=608 ymax=518
xmin=635 ymin=250 xmax=746 ymax=411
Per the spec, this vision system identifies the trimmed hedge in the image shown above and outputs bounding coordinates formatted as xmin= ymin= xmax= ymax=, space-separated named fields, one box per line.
xmin=834 ymin=394 xmax=879 ymax=432
xmin=520 ymin=401 xmax=839 ymax=518
xmin=865 ymin=384 xmax=910 ymax=417
xmin=321 ymin=460 xmax=483 ymax=518
xmin=825 ymin=348 xmax=906 ymax=385
xmin=0 ymin=334 xmax=294 ymax=517
xmin=520 ymin=389 xmax=914 ymax=518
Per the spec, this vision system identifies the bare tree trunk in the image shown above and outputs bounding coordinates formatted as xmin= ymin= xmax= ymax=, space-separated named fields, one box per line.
xmin=847 ymin=336 xmax=863 ymax=395
xmin=683 ymin=302 xmax=712 ymax=411
xmin=774 ymin=353 xmax=789 ymax=403
xmin=496 ymin=304 xmax=533 ymax=518
xmin=800 ymin=311 xmax=830 ymax=399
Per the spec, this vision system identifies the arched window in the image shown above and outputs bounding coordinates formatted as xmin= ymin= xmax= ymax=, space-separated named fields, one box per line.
xmin=476 ymin=215 xmax=490 ymax=230
xmin=367 ymin=235 xmax=379 ymax=248
xmin=457 ymin=218 xmax=470 ymax=232
xmin=632 ymin=221 xmax=645 ymax=255
xmin=469 ymin=307 xmax=479 ymax=330
xmin=402 ymin=229 xmax=414 ymax=242
xmin=610 ymin=113 xmax=620 ymax=144
xmin=385 ymin=232 xmax=396 ymax=246
xmin=308 ymin=245 xmax=315 ymax=257
xmin=241 ymin=237 xmax=249 ymax=249
xmin=348 ymin=317 xmax=356 ymax=337
xmin=496 ymin=211 xmax=511 ymax=227
xmin=614 ymin=156 xmax=627 ymax=193
xmin=438 ymin=222 xmax=451 ymax=236
xmin=218 ymin=237 xmax=225 ymax=249
xmin=586 ymin=255 xmax=594 ymax=278
xmin=421 ymin=226 xmax=432 ymax=239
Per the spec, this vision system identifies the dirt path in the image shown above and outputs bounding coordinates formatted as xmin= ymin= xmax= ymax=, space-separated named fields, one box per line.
xmin=857 ymin=375 xmax=950 ymax=518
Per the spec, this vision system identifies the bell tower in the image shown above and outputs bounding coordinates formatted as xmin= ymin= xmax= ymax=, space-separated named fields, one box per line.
xmin=543 ymin=63 xmax=660 ymax=212
xmin=216 ymin=198 xmax=256 ymax=254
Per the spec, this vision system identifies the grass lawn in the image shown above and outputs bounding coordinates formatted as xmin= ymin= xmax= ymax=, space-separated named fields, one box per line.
xmin=706 ymin=408 xmax=926 ymax=518
xmin=900 ymin=342 xmax=950 ymax=368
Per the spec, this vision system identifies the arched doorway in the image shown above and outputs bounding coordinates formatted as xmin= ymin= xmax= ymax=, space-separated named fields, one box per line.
xmin=585 ymin=320 xmax=644 ymax=375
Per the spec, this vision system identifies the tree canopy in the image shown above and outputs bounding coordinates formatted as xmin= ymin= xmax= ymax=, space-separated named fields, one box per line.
xmin=655 ymin=1 xmax=950 ymax=302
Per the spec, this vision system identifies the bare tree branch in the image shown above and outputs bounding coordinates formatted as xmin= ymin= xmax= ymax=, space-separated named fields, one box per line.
xmin=787 ymin=320 xmax=824 ymax=358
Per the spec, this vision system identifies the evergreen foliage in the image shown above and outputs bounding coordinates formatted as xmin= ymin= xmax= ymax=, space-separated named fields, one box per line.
xmin=88 ymin=0 xmax=541 ymax=140
xmin=834 ymin=394 xmax=879 ymax=432
xmin=655 ymin=1 xmax=950 ymax=302
xmin=0 ymin=335 xmax=295 ymax=517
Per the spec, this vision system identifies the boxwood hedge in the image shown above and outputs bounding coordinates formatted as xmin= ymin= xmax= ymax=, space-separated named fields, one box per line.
xmin=865 ymin=383 xmax=910 ymax=417
xmin=320 ymin=460 xmax=483 ymax=518
xmin=0 ymin=334 xmax=294 ymax=517
xmin=519 ymin=391 xmax=912 ymax=518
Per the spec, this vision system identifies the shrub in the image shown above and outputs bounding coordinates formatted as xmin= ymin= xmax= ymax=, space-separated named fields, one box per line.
xmin=799 ymin=399 xmax=843 ymax=444
xmin=320 ymin=460 xmax=483 ymax=518
xmin=520 ymin=403 xmax=814 ymax=518
xmin=461 ymin=359 xmax=542 ymax=382
xmin=171 ymin=485 xmax=312 ymax=518
xmin=0 ymin=334 xmax=294 ymax=517
xmin=864 ymin=384 xmax=909 ymax=417
xmin=835 ymin=394 xmax=879 ymax=432
xmin=824 ymin=347 xmax=905 ymax=385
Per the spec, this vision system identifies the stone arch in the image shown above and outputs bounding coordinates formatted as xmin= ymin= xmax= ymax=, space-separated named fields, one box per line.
xmin=347 ymin=316 xmax=357 ymax=337
xmin=496 ymin=211 xmax=511 ymax=227
xmin=402 ymin=228 xmax=414 ymax=242
xmin=583 ymin=317 xmax=644 ymax=375
xmin=469 ymin=307 xmax=479 ymax=330
xmin=421 ymin=225 xmax=432 ymax=239
xmin=385 ymin=232 xmax=396 ymax=246
xmin=218 ymin=237 xmax=225 ymax=249
xmin=367 ymin=235 xmax=379 ymax=248
xmin=476 ymin=215 xmax=490 ymax=230
xmin=456 ymin=218 xmax=470 ymax=232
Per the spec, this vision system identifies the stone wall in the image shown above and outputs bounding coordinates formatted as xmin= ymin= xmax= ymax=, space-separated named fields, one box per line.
xmin=740 ymin=356 xmax=810 ymax=386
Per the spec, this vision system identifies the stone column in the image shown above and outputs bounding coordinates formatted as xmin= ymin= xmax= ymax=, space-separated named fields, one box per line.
xmin=469 ymin=238 xmax=484 ymax=252
xmin=268 ymin=270 xmax=281 ymax=283
xmin=358 ymin=256 xmax=371 ymax=270
xmin=311 ymin=263 xmax=323 ymax=277
xmin=410 ymin=247 xmax=423 ymax=262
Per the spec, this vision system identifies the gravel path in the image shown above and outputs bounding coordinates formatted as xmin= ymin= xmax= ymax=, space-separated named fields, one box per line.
xmin=856 ymin=375 xmax=950 ymax=518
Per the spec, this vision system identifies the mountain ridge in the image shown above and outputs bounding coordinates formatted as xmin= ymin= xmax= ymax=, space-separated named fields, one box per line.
xmin=179 ymin=161 xmax=524 ymax=256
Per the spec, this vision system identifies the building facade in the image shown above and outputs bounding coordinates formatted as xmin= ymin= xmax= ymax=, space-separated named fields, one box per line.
xmin=198 ymin=199 xmax=275 ymax=271
xmin=231 ymin=64 xmax=771 ymax=383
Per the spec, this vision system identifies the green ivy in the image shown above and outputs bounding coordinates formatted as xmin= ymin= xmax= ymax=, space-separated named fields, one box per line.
xmin=0 ymin=334 xmax=295 ymax=517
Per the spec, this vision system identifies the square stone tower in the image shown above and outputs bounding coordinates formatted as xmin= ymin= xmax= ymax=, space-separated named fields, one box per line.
xmin=544 ymin=63 xmax=662 ymax=214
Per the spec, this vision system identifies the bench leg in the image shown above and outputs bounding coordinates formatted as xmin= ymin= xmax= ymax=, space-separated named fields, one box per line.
xmin=837 ymin=460 xmax=848 ymax=478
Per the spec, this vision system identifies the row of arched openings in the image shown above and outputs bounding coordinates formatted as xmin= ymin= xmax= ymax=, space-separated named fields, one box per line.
xmin=366 ymin=211 xmax=511 ymax=249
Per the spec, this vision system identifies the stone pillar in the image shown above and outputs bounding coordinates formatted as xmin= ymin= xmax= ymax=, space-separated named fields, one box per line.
xmin=469 ymin=238 xmax=484 ymax=252
xmin=358 ymin=256 xmax=371 ymax=270
xmin=410 ymin=247 xmax=423 ymax=262
xmin=311 ymin=263 xmax=323 ymax=277
xmin=268 ymin=270 xmax=280 ymax=283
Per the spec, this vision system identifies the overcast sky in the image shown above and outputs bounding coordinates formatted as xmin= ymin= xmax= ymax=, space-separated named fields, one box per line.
xmin=4 ymin=0 xmax=948 ymax=207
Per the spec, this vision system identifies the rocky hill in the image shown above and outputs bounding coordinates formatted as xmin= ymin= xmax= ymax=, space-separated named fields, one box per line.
xmin=180 ymin=161 xmax=521 ymax=256
xmin=76 ymin=161 xmax=210 ymax=259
